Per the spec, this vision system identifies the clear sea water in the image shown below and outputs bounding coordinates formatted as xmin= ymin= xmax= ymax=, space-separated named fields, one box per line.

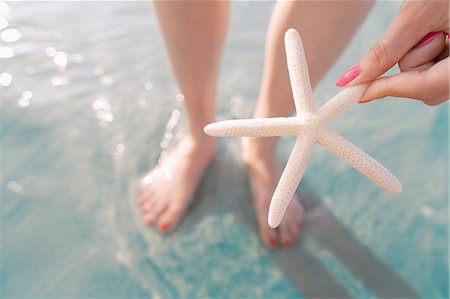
xmin=1 ymin=1 xmax=448 ymax=298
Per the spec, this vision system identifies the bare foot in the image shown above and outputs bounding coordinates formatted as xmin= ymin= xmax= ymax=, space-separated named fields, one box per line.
xmin=243 ymin=139 xmax=305 ymax=249
xmin=139 ymin=135 xmax=217 ymax=232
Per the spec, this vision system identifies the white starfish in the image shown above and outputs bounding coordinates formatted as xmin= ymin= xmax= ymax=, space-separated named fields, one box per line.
xmin=204 ymin=29 xmax=402 ymax=228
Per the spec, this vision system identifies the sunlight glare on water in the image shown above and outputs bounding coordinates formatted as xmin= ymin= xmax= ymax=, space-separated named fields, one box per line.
xmin=1 ymin=27 xmax=20 ymax=42
xmin=0 ymin=46 xmax=14 ymax=58
xmin=0 ymin=72 xmax=12 ymax=86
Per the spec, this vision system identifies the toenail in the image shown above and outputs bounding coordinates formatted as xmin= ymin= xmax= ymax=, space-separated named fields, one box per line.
xmin=159 ymin=222 xmax=171 ymax=232
xmin=269 ymin=237 xmax=277 ymax=248
xmin=284 ymin=240 xmax=292 ymax=247
xmin=145 ymin=218 xmax=154 ymax=225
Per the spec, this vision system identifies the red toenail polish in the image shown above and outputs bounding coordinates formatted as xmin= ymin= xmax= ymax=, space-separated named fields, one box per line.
xmin=269 ymin=237 xmax=277 ymax=248
xmin=145 ymin=217 xmax=154 ymax=225
xmin=285 ymin=240 xmax=292 ymax=248
xmin=159 ymin=222 xmax=171 ymax=232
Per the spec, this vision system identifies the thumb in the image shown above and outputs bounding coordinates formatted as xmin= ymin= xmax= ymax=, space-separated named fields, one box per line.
xmin=359 ymin=59 xmax=450 ymax=105
xmin=336 ymin=2 xmax=429 ymax=87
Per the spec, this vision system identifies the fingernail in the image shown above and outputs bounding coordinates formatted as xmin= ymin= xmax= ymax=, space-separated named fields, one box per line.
xmin=269 ymin=237 xmax=278 ymax=248
xmin=417 ymin=32 xmax=440 ymax=46
xmin=159 ymin=222 xmax=171 ymax=232
xmin=284 ymin=240 xmax=292 ymax=248
xmin=336 ymin=65 xmax=361 ymax=87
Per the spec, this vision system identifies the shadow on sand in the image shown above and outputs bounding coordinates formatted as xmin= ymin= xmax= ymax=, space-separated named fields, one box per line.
xmin=270 ymin=187 xmax=419 ymax=298
xmin=181 ymin=151 xmax=420 ymax=298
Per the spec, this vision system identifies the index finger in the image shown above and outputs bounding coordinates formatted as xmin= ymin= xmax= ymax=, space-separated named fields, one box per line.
xmin=338 ymin=0 xmax=438 ymax=87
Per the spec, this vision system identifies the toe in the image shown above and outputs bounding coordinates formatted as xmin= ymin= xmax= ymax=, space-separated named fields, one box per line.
xmin=144 ymin=199 xmax=168 ymax=226
xmin=288 ymin=201 xmax=305 ymax=239
xmin=267 ymin=233 xmax=278 ymax=249
xmin=258 ymin=221 xmax=278 ymax=249
xmin=139 ymin=185 xmax=155 ymax=205
xmin=140 ymin=198 xmax=153 ymax=213
xmin=279 ymin=221 xmax=294 ymax=248
xmin=156 ymin=202 xmax=186 ymax=233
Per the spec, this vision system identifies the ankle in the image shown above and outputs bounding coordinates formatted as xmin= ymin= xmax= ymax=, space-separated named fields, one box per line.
xmin=184 ymin=133 xmax=218 ymax=157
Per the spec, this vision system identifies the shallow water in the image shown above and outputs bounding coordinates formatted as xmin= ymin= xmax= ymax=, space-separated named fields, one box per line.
xmin=1 ymin=1 xmax=448 ymax=298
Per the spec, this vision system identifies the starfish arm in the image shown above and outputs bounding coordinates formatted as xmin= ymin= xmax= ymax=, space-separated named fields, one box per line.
xmin=268 ymin=133 xmax=316 ymax=228
xmin=284 ymin=29 xmax=315 ymax=115
xmin=318 ymin=127 xmax=402 ymax=193
xmin=317 ymin=84 xmax=368 ymax=124
xmin=204 ymin=117 xmax=301 ymax=137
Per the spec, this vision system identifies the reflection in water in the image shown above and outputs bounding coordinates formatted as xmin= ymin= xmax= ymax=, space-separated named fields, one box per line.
xmin=145 ymin=81 xmax=153 ymax=91
xmin=141 ymin=100 xmax=183 ymax=187
xmin=92 ymin=97 xmax=111 ymax=111
xmin=92 ymin=97 xmax=114 ymax=127
xmin=112 ymin=143 xmax=125 ymax=160
xmin=53 ymin=51 xmax=68 ymax=70
xmin=0 ymin=46 xmax=14 ymax=58
xmin=137 ymin=97 xmax=147 ymax=107
xmin=7 ymin=181 xmax=23 ymax=193
xmin=0 ymin=2 xmax=10 ymax=16
xmin=94 ymin=67 xmax=104 ymax=77
xmin=141 ymin=165 xmax=173 ymax=186
xmin=99 ymin=75 xmax=115 ymax=86
xmin=159 ymin=108 xmax=181 ymax=153
xmin=17 ymin=90 xmax=32 ymax=108
xmin=24 ymin=65 xmax=36 ymax=74
xmin=175 ymin=93 xmax=184 ymax=103
xmin=70 ymin=53 xmax=84 ymax=64
xmin=50 ymin=75 xmax=69 ymax=86
xmin=45 ymin=46 xmax=57 ymax=57
xmin=0 ymin=72 xmax=12 ymax=86
xmin=419 ymin=205 xmax=435 ymax=218
xmin=1 ymin=28 xmax=20 ymax=42
xmin=0 ymin=17 xmax=8 ymax=30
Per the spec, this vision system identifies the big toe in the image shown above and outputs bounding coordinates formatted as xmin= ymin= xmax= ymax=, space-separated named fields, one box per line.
xmin=156 ymin=202 xmax=187 ymax=233
xmin=257 ymin=219 xmax=279 ymax=249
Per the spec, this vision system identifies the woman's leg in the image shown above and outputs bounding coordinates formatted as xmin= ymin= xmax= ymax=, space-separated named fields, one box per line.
xmin=244 ymin=0 xmax=374 ymax=248
xmin=139 ymin=1 xmax=229 ymax=232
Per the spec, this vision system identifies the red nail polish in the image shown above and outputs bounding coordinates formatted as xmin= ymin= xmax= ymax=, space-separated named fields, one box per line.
xmin=269 ymin=237 xmax=278 ymax=248
xmin=336 ymin=65 xmax=361 ymax=87
xmin=159 ymin=222 xmax=171 ymax=232
xmin=145 ymin=217 xmax=154 ymax=225
xmin=284 ymin=240 xmax=292 ymax=248
xmin=417 ymin=32 xmax=440 ymax=46
xmin=358 ymin=99 xmax=372 ymax=104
